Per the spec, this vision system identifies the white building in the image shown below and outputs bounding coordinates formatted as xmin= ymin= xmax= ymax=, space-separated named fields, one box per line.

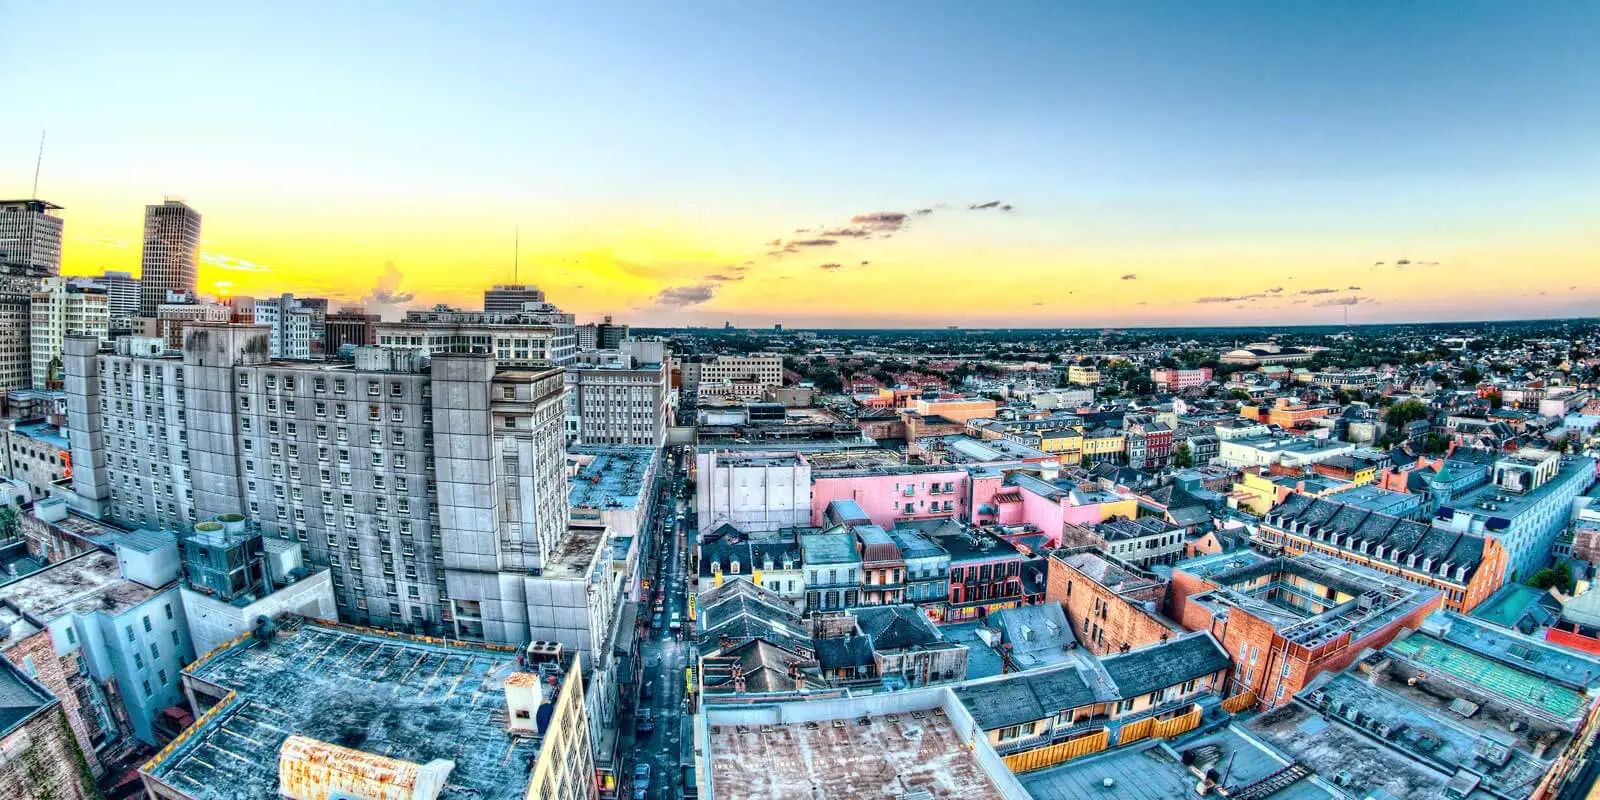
xmin=1216 ymin=434 xmax=1355 ymax=469
xmin=253 ymin=293 xmax=316 ymax=359
xmin=377 ymin=305 xmax=577 ymax=367
xmin=681 ymin=355 xmax=783 ymax=399
xmin=566 ymin=346 xmax=670 ymax=447
xmin=695 ymin=450 xmax=811 ymax=538
xmin=31 ymin=278 xmax=109 ymax=388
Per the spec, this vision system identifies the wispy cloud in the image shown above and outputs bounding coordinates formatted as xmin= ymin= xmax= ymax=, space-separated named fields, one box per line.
xmin=967 ymin=200 xmax=1015 ymax=212
xmin=1195 ymin=293 xmax=1265 ymax=304
xmin=818 ymin=263 xmax=844 ymax=271
xmin=201 ymin=252 xmax=272 ymax=272
xmin=1296 ymin=287 xmax=1338 ymax=296
xmin=1121 ymin=273 xmax=1138 ymax=281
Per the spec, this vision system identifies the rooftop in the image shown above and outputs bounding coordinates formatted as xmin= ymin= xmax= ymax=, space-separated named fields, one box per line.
xmin=0 ymin=656 xmax=54 ymax=738
xmin=542 ymin=524 xmax=609 ymax=579
xmin=568 ymin=445 xmax=656 ymax=511
xmin=0 ymin=550 xmax=168 ymax=635
xmin=1053 ymin=549 xmax=1161 ymax=594
xmin=1024 ymin=725 xmax=1336 ymax=800
xmin=707 ymin=708 xmax=1004 ymax=799
xmin=12 ymin=421 xmax=69 ymax=450
xmin=150 ymin=623 xmax=541 ymax=800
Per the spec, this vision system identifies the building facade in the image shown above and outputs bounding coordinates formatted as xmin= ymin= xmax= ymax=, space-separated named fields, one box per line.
xmin=138 ymin=200 xmax=202 ymax=316
xmin=0 ymin=199 xmax=65 ymax=277
xmin=30 ymin=278 xmax=109 ymax=389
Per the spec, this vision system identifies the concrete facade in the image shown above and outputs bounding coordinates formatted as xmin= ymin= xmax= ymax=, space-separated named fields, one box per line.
xmin=695 ymin=450 xmax=811 ymax=538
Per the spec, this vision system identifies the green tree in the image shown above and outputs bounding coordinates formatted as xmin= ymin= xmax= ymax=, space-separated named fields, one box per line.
xmin=1460 ymin=366 xmax=1482 ymax=385
xmin=1229 ymin=389 xmax=1252 ymax=402
xmin=1529 ymin=563 xmax=1574 ymax=593
xmin=0 ymin=506 xmax=17 ymax=541
xmin=1173 ymin=442 xmax=1193 ymax=469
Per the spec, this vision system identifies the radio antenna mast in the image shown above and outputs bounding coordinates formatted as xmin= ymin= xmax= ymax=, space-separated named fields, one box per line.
xmin=31 ymin=130 xmax=45 ymax=197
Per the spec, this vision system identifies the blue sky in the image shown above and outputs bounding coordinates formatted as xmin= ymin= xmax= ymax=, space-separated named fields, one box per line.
xmin=2 ymin=1 xmax=1597 ymax=325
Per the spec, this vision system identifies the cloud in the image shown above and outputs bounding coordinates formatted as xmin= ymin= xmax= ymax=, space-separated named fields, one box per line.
xmin=1030 ymin=302 xmax=1043 ymax=307
xmin=1265 ymin=287 xmax=1283 ymax=294
xmin=819 ymin=227 xmax=872 ymax=238
xmin=1314 ymin=295 xmax=1372 ymax=307
xmin=851 ymin=211 xmax=908 ymax=229
xmin=859 ymin=261 xmax=870 ymax=266
xmin=706 ymin=273 xmax=743 ymax=282
xmin=362 ymin=261 xmax=415 ymax=306
xmin=967 ymin=201 xmax=1014 ymax=212
xmin=1121 ymin=273 xmax=1138 ymax=280
xmin=1296 ymin=287 xmax=1338 ymax=295
xmin=1373 ymin=261 xmax=1385 ymax=266
xmin=790 ymin=239 xmax=838 ymax=247
xmin=201 ymin=252 xmax=272 ymax=273
xmin=1395 ymin=258 xmax=1410 ymax=266
xmin=818 ymin=263 xmax=844 ymax=271
xmin=1347 ymin=285 xmax=1362 ymax=290
xmin=651 ymin=284 xmax=716 ymax=308
xmin=1195 ymin=294 xmax=1265 ymax=304
xmin=913 ymin=208 xmax=934 ymax=216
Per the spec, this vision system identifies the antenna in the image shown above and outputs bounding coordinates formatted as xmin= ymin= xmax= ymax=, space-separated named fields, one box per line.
xmin=31 ymin=130 xmax=46 ymax=197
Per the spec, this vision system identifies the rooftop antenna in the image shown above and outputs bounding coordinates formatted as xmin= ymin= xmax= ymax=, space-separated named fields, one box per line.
xmin=31 ymin=130 xmax=45 ymax=197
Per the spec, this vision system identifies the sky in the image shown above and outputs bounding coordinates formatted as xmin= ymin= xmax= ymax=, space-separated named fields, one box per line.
xmin=2 ymin=1 xmax=1598 ymax=327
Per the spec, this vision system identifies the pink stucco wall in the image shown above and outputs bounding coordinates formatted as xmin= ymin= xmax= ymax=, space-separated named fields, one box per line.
xmin=810 ymin=468 xmax=970 ymax=528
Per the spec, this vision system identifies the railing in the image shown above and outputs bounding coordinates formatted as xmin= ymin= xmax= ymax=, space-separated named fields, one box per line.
xmin=1001 ymin=728 xmax=1109 ymax=774
xmin=1222 ymin=690 xmax=1258 ymax=714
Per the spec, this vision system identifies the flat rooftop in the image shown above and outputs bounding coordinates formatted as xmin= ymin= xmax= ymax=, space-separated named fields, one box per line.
xmin=1445 ymin=455 xmax=1596 ymax=522
xmin=0 ymin=550 xmax=165 ymax=627
xmin=1388 ymin=632 xmax=1587 ymax=720
xmin=1248 ymin=700 xmax=1479 ymax=799
xmin=1188 ymin=553 xmax=1437 ymax=647
xmin=1053 ymin=550 xmax=1160 ymax=593
xmin=707 ymin=709 xmax=1002 ymax=799
xmin=568 ymin=445 xmax=656 ymax=511
xmin=1023 ymin=725 xmax=1335 ymax=800
xmin=543 ymin=524 xmax=608 ymax=579
xmin=151 ymin=623 xmax=537 ymax=800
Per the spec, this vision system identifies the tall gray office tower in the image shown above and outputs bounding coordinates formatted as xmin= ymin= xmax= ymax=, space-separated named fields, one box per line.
xmin=483 ymin=284 xmax=546 ymax=313
xmin=63 ymin=325 xmax=571 ymax=642
xmin=0 ymin=199 xmax=64 ymax=276
xmin=138 ymin=199 xmax=202 ymax=315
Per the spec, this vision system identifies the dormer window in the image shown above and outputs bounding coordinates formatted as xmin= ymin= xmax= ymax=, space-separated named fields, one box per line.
xmin=730 ymin=559 xmax=741 ymax=574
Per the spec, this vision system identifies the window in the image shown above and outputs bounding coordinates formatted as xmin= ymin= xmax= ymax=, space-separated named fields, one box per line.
xmin=164 ymin=603 xmax=172 ymax=620
xmin=142 ymin=615 xmax=152 ymax=633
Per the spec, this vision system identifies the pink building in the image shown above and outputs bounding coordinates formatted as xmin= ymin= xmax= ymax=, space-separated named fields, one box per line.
xmin=1151 ymin=367 xmax=1214 ymax=391
xmin=810 ymin=467 xmax=972 ymax=529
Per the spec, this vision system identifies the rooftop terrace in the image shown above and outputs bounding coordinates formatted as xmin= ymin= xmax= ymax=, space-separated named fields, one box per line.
xmin=149 ymin=623 xmax=539 ymax=800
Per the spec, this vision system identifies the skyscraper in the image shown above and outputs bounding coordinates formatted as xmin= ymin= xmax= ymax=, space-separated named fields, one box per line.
xmin=483 ymin=283 xmax=545 ymax=313
xmin=137 ymin=199 xmax=201 ymax=315
xmin=0 ymin=199 xmax=64 ymax=277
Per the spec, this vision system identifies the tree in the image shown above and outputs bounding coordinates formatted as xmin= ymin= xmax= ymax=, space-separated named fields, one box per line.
xmin=0 ymin=505 xmax=17 ymax=541
xmin=1173 ymin=442 xmax=1193 ymax=469
xmin=1460 ymin=366 xmax=1482 ymax=385
xmin=1229 ymin=389 xmax=1252 ymax=402
xmin=1384 ymin=399 xmax=1430 ymax=428
xmin=1529 ymin=563 xmax=1574 ymax=594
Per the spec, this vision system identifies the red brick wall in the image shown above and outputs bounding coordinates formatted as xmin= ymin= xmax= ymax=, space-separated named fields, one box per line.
xmin=1047 ymin=555 xmax=1173 ymax=655
xmin=3 ymin=630 xmax=99 ymax=776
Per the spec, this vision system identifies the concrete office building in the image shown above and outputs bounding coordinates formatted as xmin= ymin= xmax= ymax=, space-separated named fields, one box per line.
xmin=138 ymin=199 xmax=202 ymax=316
xmin=72 ymin=270 xmax=141 ymax=331
xmin=575 ymin=315 xmax=629 ymax=352
xmin=0 ymin=294 xmax=30 ymax=391
xmin=323 ymin=306 xmax=379 ymax=352
xmin=63 ymin=326 xmax=573 ymax=644
xmin=566 ymin=355 xmax=670 ymax=447
xmin=0 ymin=199 xmax=65 ymax=277
xmin=680 ymin=355 xmax=783 ymax=398
xmin=30 ymin=277 xmax=109 ymax=388
xmin=376 ymin=305 xmax=578 ymax=367
xmin=252 ymin=293 xmax=316 ymax=359
xmin=483 ymin=283 xmax=545 ymax=312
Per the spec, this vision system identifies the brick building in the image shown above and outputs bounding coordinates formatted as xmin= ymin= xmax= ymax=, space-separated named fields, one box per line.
xmin=1168 ymin=550 xmax=1442 ymax=707
xmin=0 ymin=655 xmax=97 ymax=800
xmin=1045 ymin=548 xmax=1175 ymax=655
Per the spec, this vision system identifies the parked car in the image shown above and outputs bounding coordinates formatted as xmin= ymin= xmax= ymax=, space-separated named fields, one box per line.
xmin=636 ymin=710 xmax=656 ymax=736
xmin=632 ymin=762 xmax=653 ymax=800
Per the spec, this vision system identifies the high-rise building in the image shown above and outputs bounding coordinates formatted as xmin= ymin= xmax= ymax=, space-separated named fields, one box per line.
xmin=0 ymin=294 xmax=30 ymax=391
xmin=137 ymin=199 xmax=202 ymax=315
xmin=63 ymin=326 xmax=572 ymax=643
xmin=0 ymin=199 xmax=64 ymax=277
xmin=324 ymin=306 xmax=380 ymax=353
xmin=73 ymin=270 xmax=141 ymax=330
xmin=30 ymin=277 xmax=109 ymax=388
xmin=483 ymin=283 xmax=546 ymax=313
xmin=253 ymin=293 xmax=316 ymax=359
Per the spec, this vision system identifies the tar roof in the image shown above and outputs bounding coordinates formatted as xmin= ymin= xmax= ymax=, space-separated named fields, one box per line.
xmin=0 ymin=549 xmax=167 ymax=623
xmin=567 ymin=445 xmax=655 ymax=510
xmin=1023 ymin=725 xmax=1335 ymax=800
xmin=156 ymin=624 xmax=537 ymax=800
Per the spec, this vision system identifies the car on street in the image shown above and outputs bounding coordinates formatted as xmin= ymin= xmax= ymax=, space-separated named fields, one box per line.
xmin=669 ymin=611 xmax=682 ymax=633
xmin=632 ymin=762 xmax=652 ymax=799
xmin=641 ymin=682 xmax=654 ymax=700
xmin=636 ymin=710 xmax=655 ymax=736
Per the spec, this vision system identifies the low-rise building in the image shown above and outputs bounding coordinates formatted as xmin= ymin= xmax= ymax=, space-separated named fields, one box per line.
xmin=0 ymin=655 xmax=98 ymax=800
xmin=1046 ymin=548 xmax=1174 ymax=655
xmin=141 ymin=622 xmax=595 ymax=800
xmin=1061 ymin=517 xmax=1185 ymax=568
xmin=1169 ymin=550 xmax=1442 ymax=708
xmin=1257 ymin=493 xmax=1506 ymax=613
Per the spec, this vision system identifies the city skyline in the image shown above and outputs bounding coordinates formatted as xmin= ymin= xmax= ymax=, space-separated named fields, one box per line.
xmin=4 ymin=2 xmax=1599 ymax=326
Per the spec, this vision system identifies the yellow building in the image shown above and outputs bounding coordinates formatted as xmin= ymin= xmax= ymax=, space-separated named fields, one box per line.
xmin=1038 ymin=429 xmax=1084 ymax=464
xmin=1067 ymin=365 xmax=1101 ymax=385
xmin=1081 ymin=429 xmax=1124 ymax=461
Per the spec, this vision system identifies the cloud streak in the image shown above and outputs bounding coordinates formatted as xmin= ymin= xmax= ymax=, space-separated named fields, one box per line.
xmin=651 ymin=284 xmax=716 ymax=308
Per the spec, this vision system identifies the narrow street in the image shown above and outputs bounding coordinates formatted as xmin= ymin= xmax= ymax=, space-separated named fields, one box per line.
xmin=621 ymin=445 xmax=695 ymax=799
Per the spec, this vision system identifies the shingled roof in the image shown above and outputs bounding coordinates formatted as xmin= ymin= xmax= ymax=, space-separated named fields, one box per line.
xmin=1265 ymin=495 xmax=1488 ymax=583
xmin=1101 ymin=633 xmax=1231 ymax=699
